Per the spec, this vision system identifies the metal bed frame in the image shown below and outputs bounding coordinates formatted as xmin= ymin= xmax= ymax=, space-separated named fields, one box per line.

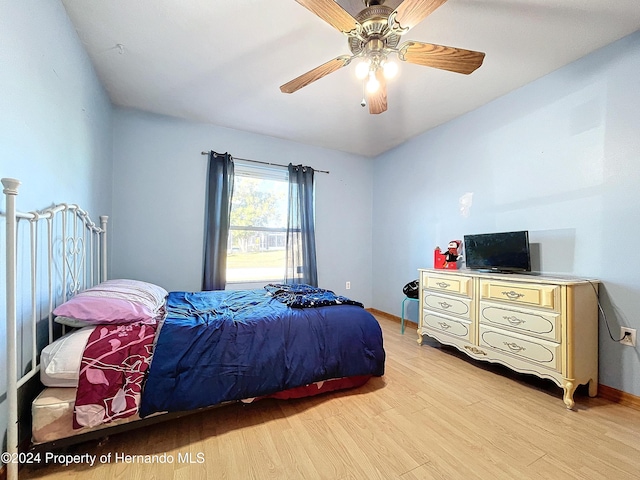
xmin=2 ymin=178 xmax=108 ymax=480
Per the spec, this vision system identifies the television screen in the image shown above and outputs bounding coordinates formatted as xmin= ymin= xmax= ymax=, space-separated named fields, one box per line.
xmin=463 ymin=231 xmax=531 ymax=272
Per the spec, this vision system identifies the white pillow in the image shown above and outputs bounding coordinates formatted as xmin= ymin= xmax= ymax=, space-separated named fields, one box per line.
xmin=54 ymin=316 xmax=91 ymax=328
xmin=40 ymin=327 xmax=95 ymax=387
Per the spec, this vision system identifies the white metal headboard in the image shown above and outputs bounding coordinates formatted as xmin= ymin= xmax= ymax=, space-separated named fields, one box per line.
xmin=2 ymin=178 xmax=108 ymax=480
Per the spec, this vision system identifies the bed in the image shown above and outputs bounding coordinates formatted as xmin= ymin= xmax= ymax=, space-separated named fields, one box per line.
xmin=1 ymin=177 xmax=385 ymax=480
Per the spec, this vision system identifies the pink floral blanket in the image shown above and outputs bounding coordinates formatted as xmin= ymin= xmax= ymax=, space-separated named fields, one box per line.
xmin=73 ymin=323 xmax=156 ymax=429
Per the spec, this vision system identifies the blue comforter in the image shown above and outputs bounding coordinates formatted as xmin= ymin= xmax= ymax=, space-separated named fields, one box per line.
xmin=139 ymin=289 xmax=385 ymax=417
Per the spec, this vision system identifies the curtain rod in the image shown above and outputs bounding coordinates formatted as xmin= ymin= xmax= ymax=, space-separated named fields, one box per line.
xmin=201 ymin=151 xmax=329 ymax=174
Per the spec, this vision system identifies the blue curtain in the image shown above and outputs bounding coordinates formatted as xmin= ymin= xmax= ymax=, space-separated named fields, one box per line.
xmin=202 ymin=151 xmax=234 ymax=290
xmin=285 ymin=164 xmax=317 ymax=286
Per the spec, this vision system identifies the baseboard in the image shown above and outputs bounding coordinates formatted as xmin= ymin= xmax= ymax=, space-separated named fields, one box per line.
xmin=598 ymin=384 xmax=640 ymax=410
xmin=367 ymin=307 xmax=399 ymax=322
xmin=368 ymin=308 xmax=640 ymax=411
xmin=368 ymin=307 xmax=419 ymax=331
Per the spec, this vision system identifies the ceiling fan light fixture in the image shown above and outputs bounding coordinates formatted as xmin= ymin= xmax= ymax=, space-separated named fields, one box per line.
xmin=355 ymin=59 xmax=371 ymax=80
xmin=366 ymin=72 xmax=380 ymax=93
xmin=382 ymin=59 xmax=398 ymax=79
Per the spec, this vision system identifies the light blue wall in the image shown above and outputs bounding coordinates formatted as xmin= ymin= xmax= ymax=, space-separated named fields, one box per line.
xmin=0 ymin=0 xmax=113 ymax=449
xmin=111 ymin=108 xmax=374 ymax=305
xmin=0 ymin=1 xmax=113 ymax=212
xmin=372 ymin=31 xmax=640 ymax=396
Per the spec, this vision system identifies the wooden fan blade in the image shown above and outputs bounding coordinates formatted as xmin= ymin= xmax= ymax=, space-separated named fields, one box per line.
xmin=398 ymin=41 xmax=485 ymax=74
xmin=393 ymin=0 xmax=448 ymax=31
xmin=295 ymin=0 xmax=360 ymax=34
xmin=367 ymin=69 xmax=387 ymax=115
xmin=280 ymin=55 xmax=352 ymax=94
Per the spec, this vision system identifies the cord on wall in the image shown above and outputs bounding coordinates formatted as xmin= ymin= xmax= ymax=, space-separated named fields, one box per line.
xmin=588 ymin=280 xmax=630 ymax=343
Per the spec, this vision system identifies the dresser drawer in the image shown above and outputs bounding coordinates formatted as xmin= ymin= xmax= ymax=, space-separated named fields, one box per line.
xmin=479 ymin=326 xmax=561 ymax=372
xmin=422 ymin=312 xmax=473 ymax=342
xmin=479 ymin=280 xmax=560 ymax=311
xmin=479 ymin=302 xmax=561 ymax=342
xmin=424 ymin=292 xmax=472 ymax=319
xmin=422 ymin=272 xmax=472 ymax=297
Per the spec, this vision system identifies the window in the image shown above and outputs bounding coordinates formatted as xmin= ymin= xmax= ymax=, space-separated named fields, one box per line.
xmin=226 ymin=163 xmax=289 ymax=283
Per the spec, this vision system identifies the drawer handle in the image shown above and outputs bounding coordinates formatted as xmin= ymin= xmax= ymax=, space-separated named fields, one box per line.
xmin=464 ymin=345 xmax=487 ymax=356
xmin=436 ymin=281 xmax=451 ymax=289
xmin=502 ymin=290 xmax=525 ymax=300
xmin=504 ymin=315 xmax=525 ymax=326
xmin=438 ymin=301 xmax=452 ymax=309
xmin=438 ymin=322 xmax=451 ymax=330
xmin=504 ymin=342 xmax=526 ymax=353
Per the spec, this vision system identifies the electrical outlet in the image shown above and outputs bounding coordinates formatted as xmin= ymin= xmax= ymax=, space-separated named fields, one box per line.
xmin=620 ymin=327 xmax=636 ymax=347
xmin=345 ymin=281 xmax=351 ymax=290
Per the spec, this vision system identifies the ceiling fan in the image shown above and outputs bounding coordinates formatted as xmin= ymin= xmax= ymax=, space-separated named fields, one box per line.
xmin=280 ymin=0 xmax=485 ymax=114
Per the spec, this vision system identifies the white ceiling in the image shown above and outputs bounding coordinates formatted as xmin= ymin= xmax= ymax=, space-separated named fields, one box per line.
xmin=61 ymin=0 xmax=640 ymax=157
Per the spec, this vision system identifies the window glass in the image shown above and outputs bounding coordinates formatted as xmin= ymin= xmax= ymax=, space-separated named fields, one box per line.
xmin=226 ymin=163 xmax=288 ymax=283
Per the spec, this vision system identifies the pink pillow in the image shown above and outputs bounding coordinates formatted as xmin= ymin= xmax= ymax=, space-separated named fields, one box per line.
xmin=53 ymin=279 xmax=167 ymax=325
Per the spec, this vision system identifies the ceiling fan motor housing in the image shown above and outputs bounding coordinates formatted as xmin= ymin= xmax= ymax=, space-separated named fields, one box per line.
xmin=349 ymin=5 xmax=400 ymax=57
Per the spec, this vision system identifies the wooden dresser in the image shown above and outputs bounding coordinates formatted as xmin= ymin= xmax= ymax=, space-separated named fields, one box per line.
xmin=418 ymin=268 xmax=599 ymax=409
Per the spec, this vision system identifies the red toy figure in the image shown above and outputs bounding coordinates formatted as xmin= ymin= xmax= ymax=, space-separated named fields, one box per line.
xmin=434 ymin=240 xmax=463 ymax=269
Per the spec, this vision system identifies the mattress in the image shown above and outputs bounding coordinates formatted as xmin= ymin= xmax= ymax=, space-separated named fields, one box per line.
xmin=32 ymin=377 xmax=371 ymax=444
xmin=32 ymin=387 xmax=145 ymax=444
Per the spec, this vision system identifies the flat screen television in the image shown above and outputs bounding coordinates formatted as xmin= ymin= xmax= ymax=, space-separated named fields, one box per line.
xmin=463 ymin=230 xmax=531 ymax=273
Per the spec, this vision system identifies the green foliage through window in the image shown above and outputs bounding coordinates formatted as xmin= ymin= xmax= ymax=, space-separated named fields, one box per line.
xmin=226 ymin=164 xmax=288 ymax=283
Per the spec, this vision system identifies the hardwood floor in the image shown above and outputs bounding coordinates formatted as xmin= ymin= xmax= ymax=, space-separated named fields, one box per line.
xmin=21 ymin=314 xmax=640 ymax=480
